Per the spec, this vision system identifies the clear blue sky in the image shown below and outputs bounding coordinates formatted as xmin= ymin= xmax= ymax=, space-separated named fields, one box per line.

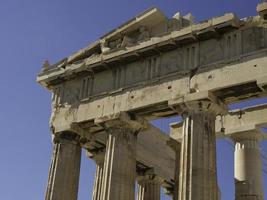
xmin=0 ymin=0 xmax=266 ymax=199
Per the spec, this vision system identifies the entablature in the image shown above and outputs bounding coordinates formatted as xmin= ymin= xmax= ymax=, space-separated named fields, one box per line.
xmin=170 ymin=103 xmax=267 ymax=141
xmin=49 ymin=50 xmax=267 ymax=130
xmin=38 ymin=10 xmax=250 ymax=87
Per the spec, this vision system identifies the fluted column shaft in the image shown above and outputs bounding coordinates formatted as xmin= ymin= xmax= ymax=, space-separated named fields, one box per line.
xmin=234 ymin=137 xmax=264 ymax=200
xmin=168 ymin=139 xmax=181 ymax=200
xmin=179 ymin=101 xmax=219 ymax=200
xmin=45 ymin=132 xmax=81 ymax=200
xmin=101 ymin=124 xmax=138 ymax=200
xmin=89 ymin=150 xmax=105 ymax=200
xmin=137 ymin=175 xmax=161 ymax=200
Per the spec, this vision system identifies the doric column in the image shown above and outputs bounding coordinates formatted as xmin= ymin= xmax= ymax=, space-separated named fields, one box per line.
xmin=45 ymin=132 xmax=81 ymax=200
xmin=137 ymin=172 xmax=161 ymax=200
xmin=87 ymin=149 xmax=105 ymax=200
xmin=178 ymin=100 xmax=220 ymax=200
xmin=98 ymin=113 xmax=145 ymax=200
xmin=167 ymin=138 xmax=181 ymax=200
xmin=232 ymin=131 xmax=264 ymax=200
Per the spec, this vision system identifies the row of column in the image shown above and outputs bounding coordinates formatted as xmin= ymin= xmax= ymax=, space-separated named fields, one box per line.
xmin=45 ymin=119 xmax=161 ymax=200
xmin=44 ymin=102 xmax=265 ymax=200
xmin=90 ymin=149 xmax=161 ymax=200
xmin=88 ymin=122 xmax=162 ymax=200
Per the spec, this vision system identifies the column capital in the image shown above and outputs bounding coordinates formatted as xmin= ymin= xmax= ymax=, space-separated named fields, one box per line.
xmin=231 ymin=129 xmax=266 ymax=142
xmin=70 ymin=122 xmax=94 ymax=141
xmin=137 ymin=170 xmax=162 ymax=185
xmin=95 ymin=112 xmax=148 ymax=134
xmin=182 ymin=100 xmax=224 ymax=116
xmin=137 ymin=175 xmax=162 ymax=185
xmin=169 ymin=91 xmax=227 ymax=116
xmin=52 ymin=131 xmax=80 ymax=145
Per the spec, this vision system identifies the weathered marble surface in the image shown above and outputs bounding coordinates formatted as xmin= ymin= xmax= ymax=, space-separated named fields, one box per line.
xmin=38 ymin=4 xmax=267 ymax=200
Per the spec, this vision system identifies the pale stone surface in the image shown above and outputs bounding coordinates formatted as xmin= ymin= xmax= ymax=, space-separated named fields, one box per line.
xmin=47 ymin=51 xmax=267 ymax=133
xmin=171 ymin=105 xmax=266 ymax=200
xmin=136 ymin=124 xmax=175 ymax=183
xmin=37 ymin=5 xmax=267 ymax=200
xmin=171 ymin=103 xmax=267 ymax=140
xmin=38 ymin=7 xmax=267 ymax=117
xmin=45 ymin=133 xmax=81 ymax=200
xmin=257 ymin=2 xmax=267 ymax=19
xmin=232 ymin=132 xmax=264 ymax=200
xmin=83 ymin=123 xmax=175 ymax=184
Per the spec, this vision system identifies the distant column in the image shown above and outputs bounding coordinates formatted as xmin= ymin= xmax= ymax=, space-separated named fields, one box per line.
xmin=45 ymin=132 xmax=81 ymax=200
xmin=100 ymin=117 xmax=143 ymax=200
xmin=87 ymin=149 xmax=105 ymax=200
xmin=167 ymin=138 xmax=181 ymax=200
xmin=178 ymin=101 xmax=220 ymax=200
xmin=233 ymin=132 xmax=264 ymax=200
xmin=137 ymin=173 xmax=161 ymax=200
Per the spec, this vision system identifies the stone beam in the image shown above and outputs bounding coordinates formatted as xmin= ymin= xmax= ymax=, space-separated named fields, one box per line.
xmin=85 ymin=123 xmax=175 ymax=184
xmin=50 ymin=52 xmax=267 ymax=133
xmin=190 ymin=51 xmax=267 ymax=104
xmin=136 ymin=124 xmax=175 ymax=183
xmin=219 ymin=104 xmax=267 ymax=137
xmin=170 ymin=103 xmax=267 ymax=140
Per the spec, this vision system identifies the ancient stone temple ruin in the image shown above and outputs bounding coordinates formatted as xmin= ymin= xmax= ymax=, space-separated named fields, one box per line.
xmin=37 ymin=2 xmax=267 ymax=200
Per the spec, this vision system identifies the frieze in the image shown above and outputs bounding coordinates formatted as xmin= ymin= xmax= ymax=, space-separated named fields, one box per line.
xmin=50 ymin=26 xmax=267 ymax=106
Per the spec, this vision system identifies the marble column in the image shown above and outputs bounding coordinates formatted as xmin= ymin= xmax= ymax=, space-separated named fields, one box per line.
xmin=100 ymin=120 xmax=140 ymax=200
xmin=178 ymin=101 xmax=219 ymax=200
xmin=45 ymin=132 xmax=81 ymax=200
xmin=137 ymin=174 xmax=161 ymax=200
xmin=87 ymin=150 xmax=105 ymax=200
xmin=167 ymin=138 xmax=181 ymax=200
xmin=233 ymin=133 xmax=264 ymax=200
